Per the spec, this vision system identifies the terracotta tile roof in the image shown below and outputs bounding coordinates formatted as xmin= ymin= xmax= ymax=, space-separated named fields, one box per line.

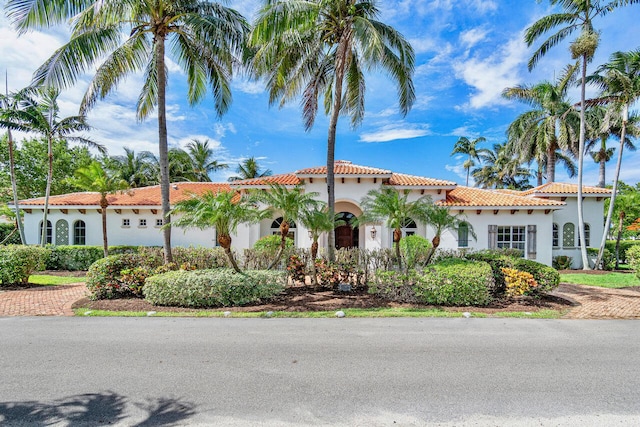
xmin=229 ymin=173 xmax=301 ymax=186
xmin=439 ymin=186 xmax=565 ymax=208
xmin=522 ymin=182 xmax=612 ymax=196
xmin=18 ymin=183 xmax=232 ymax=207
xmin=295 ymin=160 xmax=392 ymax=176
xmin=387 ymin=173 xmax=457 ymax=187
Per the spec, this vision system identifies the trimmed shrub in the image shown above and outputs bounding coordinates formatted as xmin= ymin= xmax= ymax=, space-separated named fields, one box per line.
xmin=510 ymin=258 xmax=560 ymax=294
xmin=253 ymin=234 xmax=294 ymax=251
xmin=606 ymin=240 xmax=640 ymax=264
xmin=586 ymin=247 xmax=615 ymax=271
xmin=0 ymin=245 xmax=50 ymax=285
xmin=552 ymin=255 xmax=573 ymax=270
xmin=627 ymin=245 xmax=640 ymax=279
xmin=85 ymin=253 xmax=163 ymax=300
xmin=171 ymin=246 xmax=229 ymax=269
xmin=0 ymin=223 xmax=21 ymax=245
xmin=413 ymin=260 xmax=494 ymax=306
xmin=46 ymin=246 xmax=103 ymax=270
xmin=400 ymin=235 xmax=431 ymax=268
xmin=143 ymin=269 xmax=286 ymax=307
xmin=502 ymin=267 xmax=538 ymax=297
xmin=368 ymin=269 xmax=418 ymax=303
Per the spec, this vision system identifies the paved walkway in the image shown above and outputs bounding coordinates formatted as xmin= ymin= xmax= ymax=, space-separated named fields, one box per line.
xmin=1 ymin=282 xmax=639 ymax=318
xmin=0 ymin=283 xmax=86 ymax=316
xmin=553 ymin=283 xmax=640 ymax=319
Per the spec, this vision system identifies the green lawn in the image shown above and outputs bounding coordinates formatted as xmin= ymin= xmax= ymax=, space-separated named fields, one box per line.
xmin=560 ymin=272 xmax=640 ymax=288
xmin=74 ymin=307 xmax=565 ymax=319
xmin=29 ymin=275 xmax=86 ymax=286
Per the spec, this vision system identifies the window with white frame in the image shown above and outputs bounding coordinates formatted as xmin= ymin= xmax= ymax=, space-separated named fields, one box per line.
xmin=73 ymin=220 xmax=86 ymax=245
xmin=122 ymin=219 xmax=130 ymax=227
xmin=552 ymin=223 xmax=559 ymax=247
xmin=578 ymin=223 xmax=591 ymax=247
xmin=139 ymin=219 xmax=147 ymax=227
xmin=39 ymin=220 xmax=52 ymax=245
xmin=458 ymin=222 xmax=469 ymax=248
xmin=155 ymin=218 xmax=163 ymax=227
xmin=497 ymin=226 xmax=525 ymax=252
xmin=401 ymin=217 xmax=417 ymax=238
xmin=270 ymin=217 xmax=296 ymax=238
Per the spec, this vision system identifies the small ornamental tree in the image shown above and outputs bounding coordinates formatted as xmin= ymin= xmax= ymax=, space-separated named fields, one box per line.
xmin=170 ymin=190 xmax=267 ymax=273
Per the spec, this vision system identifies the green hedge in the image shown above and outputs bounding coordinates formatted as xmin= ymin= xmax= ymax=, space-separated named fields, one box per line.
xmin=369 ymin=260 xmax=495 ymax=306
xmin=0 ymin=245 xmax=50 ymax=285
xmin=413 ymin=260 xmax=494 ymax=306
xmin=85 ymin=253 xmax=163 ymax=300
xmin=143 ymin=269 xmax=286 ymax=308
xmin=0 ymin=223 xmax=21 ymax=245
xmin=627 ymin=245 xmax=640 ymax=279
xmin=605 ymin=240 xmax=640 ymax=264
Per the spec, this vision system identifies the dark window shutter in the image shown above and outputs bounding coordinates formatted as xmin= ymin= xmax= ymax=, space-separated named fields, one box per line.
xmin=488 ymin=225 xmax=497 ymax=249
xmin=527 ymin=225 xmax=537 ymax=260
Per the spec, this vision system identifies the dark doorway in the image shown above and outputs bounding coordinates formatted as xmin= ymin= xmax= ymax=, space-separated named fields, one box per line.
xmin=335 ymin=212 xmax=359 ymax=249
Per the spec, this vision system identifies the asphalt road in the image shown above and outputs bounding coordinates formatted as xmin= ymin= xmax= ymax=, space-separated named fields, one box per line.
xmin=1 ymin=317 xmax=639 ymax=426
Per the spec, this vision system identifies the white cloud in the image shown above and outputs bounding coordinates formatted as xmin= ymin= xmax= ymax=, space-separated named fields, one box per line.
xmin=445 ymin=163 xmax=467 ymax=182
xmin=233 ymin=78 xmax=265 ymax=95
xmin=359 ymin=124 xmax=431 ymax=143
xmin=453 ymin=35 xmax=528 ymax=109
xmin=460 ymin=28 xmax=489 ymax=47
xmin=214 ymin=122 xmax=237 ymax=138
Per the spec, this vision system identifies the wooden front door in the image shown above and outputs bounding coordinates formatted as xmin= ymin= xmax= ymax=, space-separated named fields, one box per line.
xmin=335 ymin=225 xmax=353 ymax=249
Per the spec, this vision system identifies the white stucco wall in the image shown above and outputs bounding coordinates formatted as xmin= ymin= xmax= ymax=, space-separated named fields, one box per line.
xmin=20 ymin=180 xmax=610 ymax=269
xmin=550 ymin=197 xmax=606 ymax=268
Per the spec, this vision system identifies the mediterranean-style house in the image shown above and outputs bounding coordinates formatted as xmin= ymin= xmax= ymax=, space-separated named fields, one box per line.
xmin=15 ymin=160 xmax=611 ymax=268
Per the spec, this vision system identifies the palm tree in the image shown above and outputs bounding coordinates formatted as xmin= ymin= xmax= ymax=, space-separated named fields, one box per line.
xmin=228 ymin=157 xmax=272 ymax=182
xmin=424 ymin=205 xmax=476 ymax=265
xmin=249 ymin=0 xmax=415 ymax=261
xmin=0 ymin=85 xmax=31 ymax=244
xmin=585 ymin=106 xmax=639 ymax=188
xmin=186 ymin=139 xmax=228 ymax=182
xmin=298 ymin=205 xmax=342 ymax=286
xmin=251 ymin=183 xmax=321 ymax=270
xmin=360 ymin=188 xmax=432 ymax=270
xmin=450 ymin=136 xmax=486 ymax=186
xmin=0 ymin=87 xmax=103 ymax=246
xmin=71 ymin=161 xmax=129 ymax=257
xmin=7 ymin=0 xmax=249 ymax=263
xmin=170 ymin=191 xmax=266 ymax=273
xmin=106 ymin=148 xmax=158 ymax=188
xmin=586 ymin=50 xmax=640 ymax=269
xmin=503 ymin=63 xmax=580 ymax=183
xmin=472 ymin=143 xmax=533 ymax=190
xmin=525 ymin=0 xmax=637 ymax=269
xmin=167 ymin=148 xmax=197 ymax=182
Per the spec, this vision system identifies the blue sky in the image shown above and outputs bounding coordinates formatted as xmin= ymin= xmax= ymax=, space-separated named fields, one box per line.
xmin=1 ymin=0 xmax=640 ymax=186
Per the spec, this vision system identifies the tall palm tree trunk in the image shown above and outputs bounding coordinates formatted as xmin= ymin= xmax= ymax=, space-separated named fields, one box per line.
xmin=218 ymin=234 xmax=241 ymax=273
xmin=576 ymin=54 xmax=590 ymax=269
xmin=100 ymin=197 xmax=109 ymax=258
xmin=156 ymin=35 xmax=173 ymax=264
xmin=326 ymin=34 xmax=350 ymax=262
xmin=595 ymin=104 xmax=628 ymax=269
xmin=310 ymin=240 xmax=319 ymax=286
xmin=7 ymin=129 xmax=25 ymax=244
xmin=615 ymin=211 xmax=625 ymax=270
xmin=393 ymin=228 xmax=402 ymax=270
xmin=41 ymin=135 xmax=53 ymax=246
xmin=597 ymin=146 xmax=606 ymax=188
xmin=547 ymin=142 xmax=556 ymax=182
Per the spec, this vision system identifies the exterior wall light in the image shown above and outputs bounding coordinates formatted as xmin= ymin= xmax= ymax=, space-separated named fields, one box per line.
xmin=370 ymin=227 xmax=377 ymax=239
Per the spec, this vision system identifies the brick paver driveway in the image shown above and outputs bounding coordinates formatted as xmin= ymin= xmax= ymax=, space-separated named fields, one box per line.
xmin=0 ymin=283 xmax=86 ymax=316
xmin=553 ymin=283 xmax=640 ymax=319
xmin=1 ymin=282 xmax=639 ymax=319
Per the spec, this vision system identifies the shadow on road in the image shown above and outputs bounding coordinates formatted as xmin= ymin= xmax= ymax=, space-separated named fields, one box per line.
xmin=0 ymin=391 xmax=196 ymax=426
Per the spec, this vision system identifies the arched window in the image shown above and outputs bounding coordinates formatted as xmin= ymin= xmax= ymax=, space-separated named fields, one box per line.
xmin=270 ymin=217 xmax=296 ymax=238
xmin=563 ymin=223 xmax=575 ymax=248
xmin=552 ymin=223 xmax=559 ymax=247
xmin=74 ymin=220 xmax=86 ymax=245
xmin=39 ymin=220 xmax=52 ymax=245
xmin=458 ymin=222 xmax=469 ymax=248
xmin=401 ymin=217 xmax=417 ymax=238
xmin=55 ymin=220 xmax=69 ymax=245
xmin=578 ymin=223 xmax=591 ymax=247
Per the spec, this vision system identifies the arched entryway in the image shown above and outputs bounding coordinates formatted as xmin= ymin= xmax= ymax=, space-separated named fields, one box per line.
xmin=335 ymin=212 xmax=359 ymax=249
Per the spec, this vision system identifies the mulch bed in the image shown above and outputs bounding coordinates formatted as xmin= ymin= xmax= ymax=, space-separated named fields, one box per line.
xmin=72 ymin=284 xmax=572 ymax=315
